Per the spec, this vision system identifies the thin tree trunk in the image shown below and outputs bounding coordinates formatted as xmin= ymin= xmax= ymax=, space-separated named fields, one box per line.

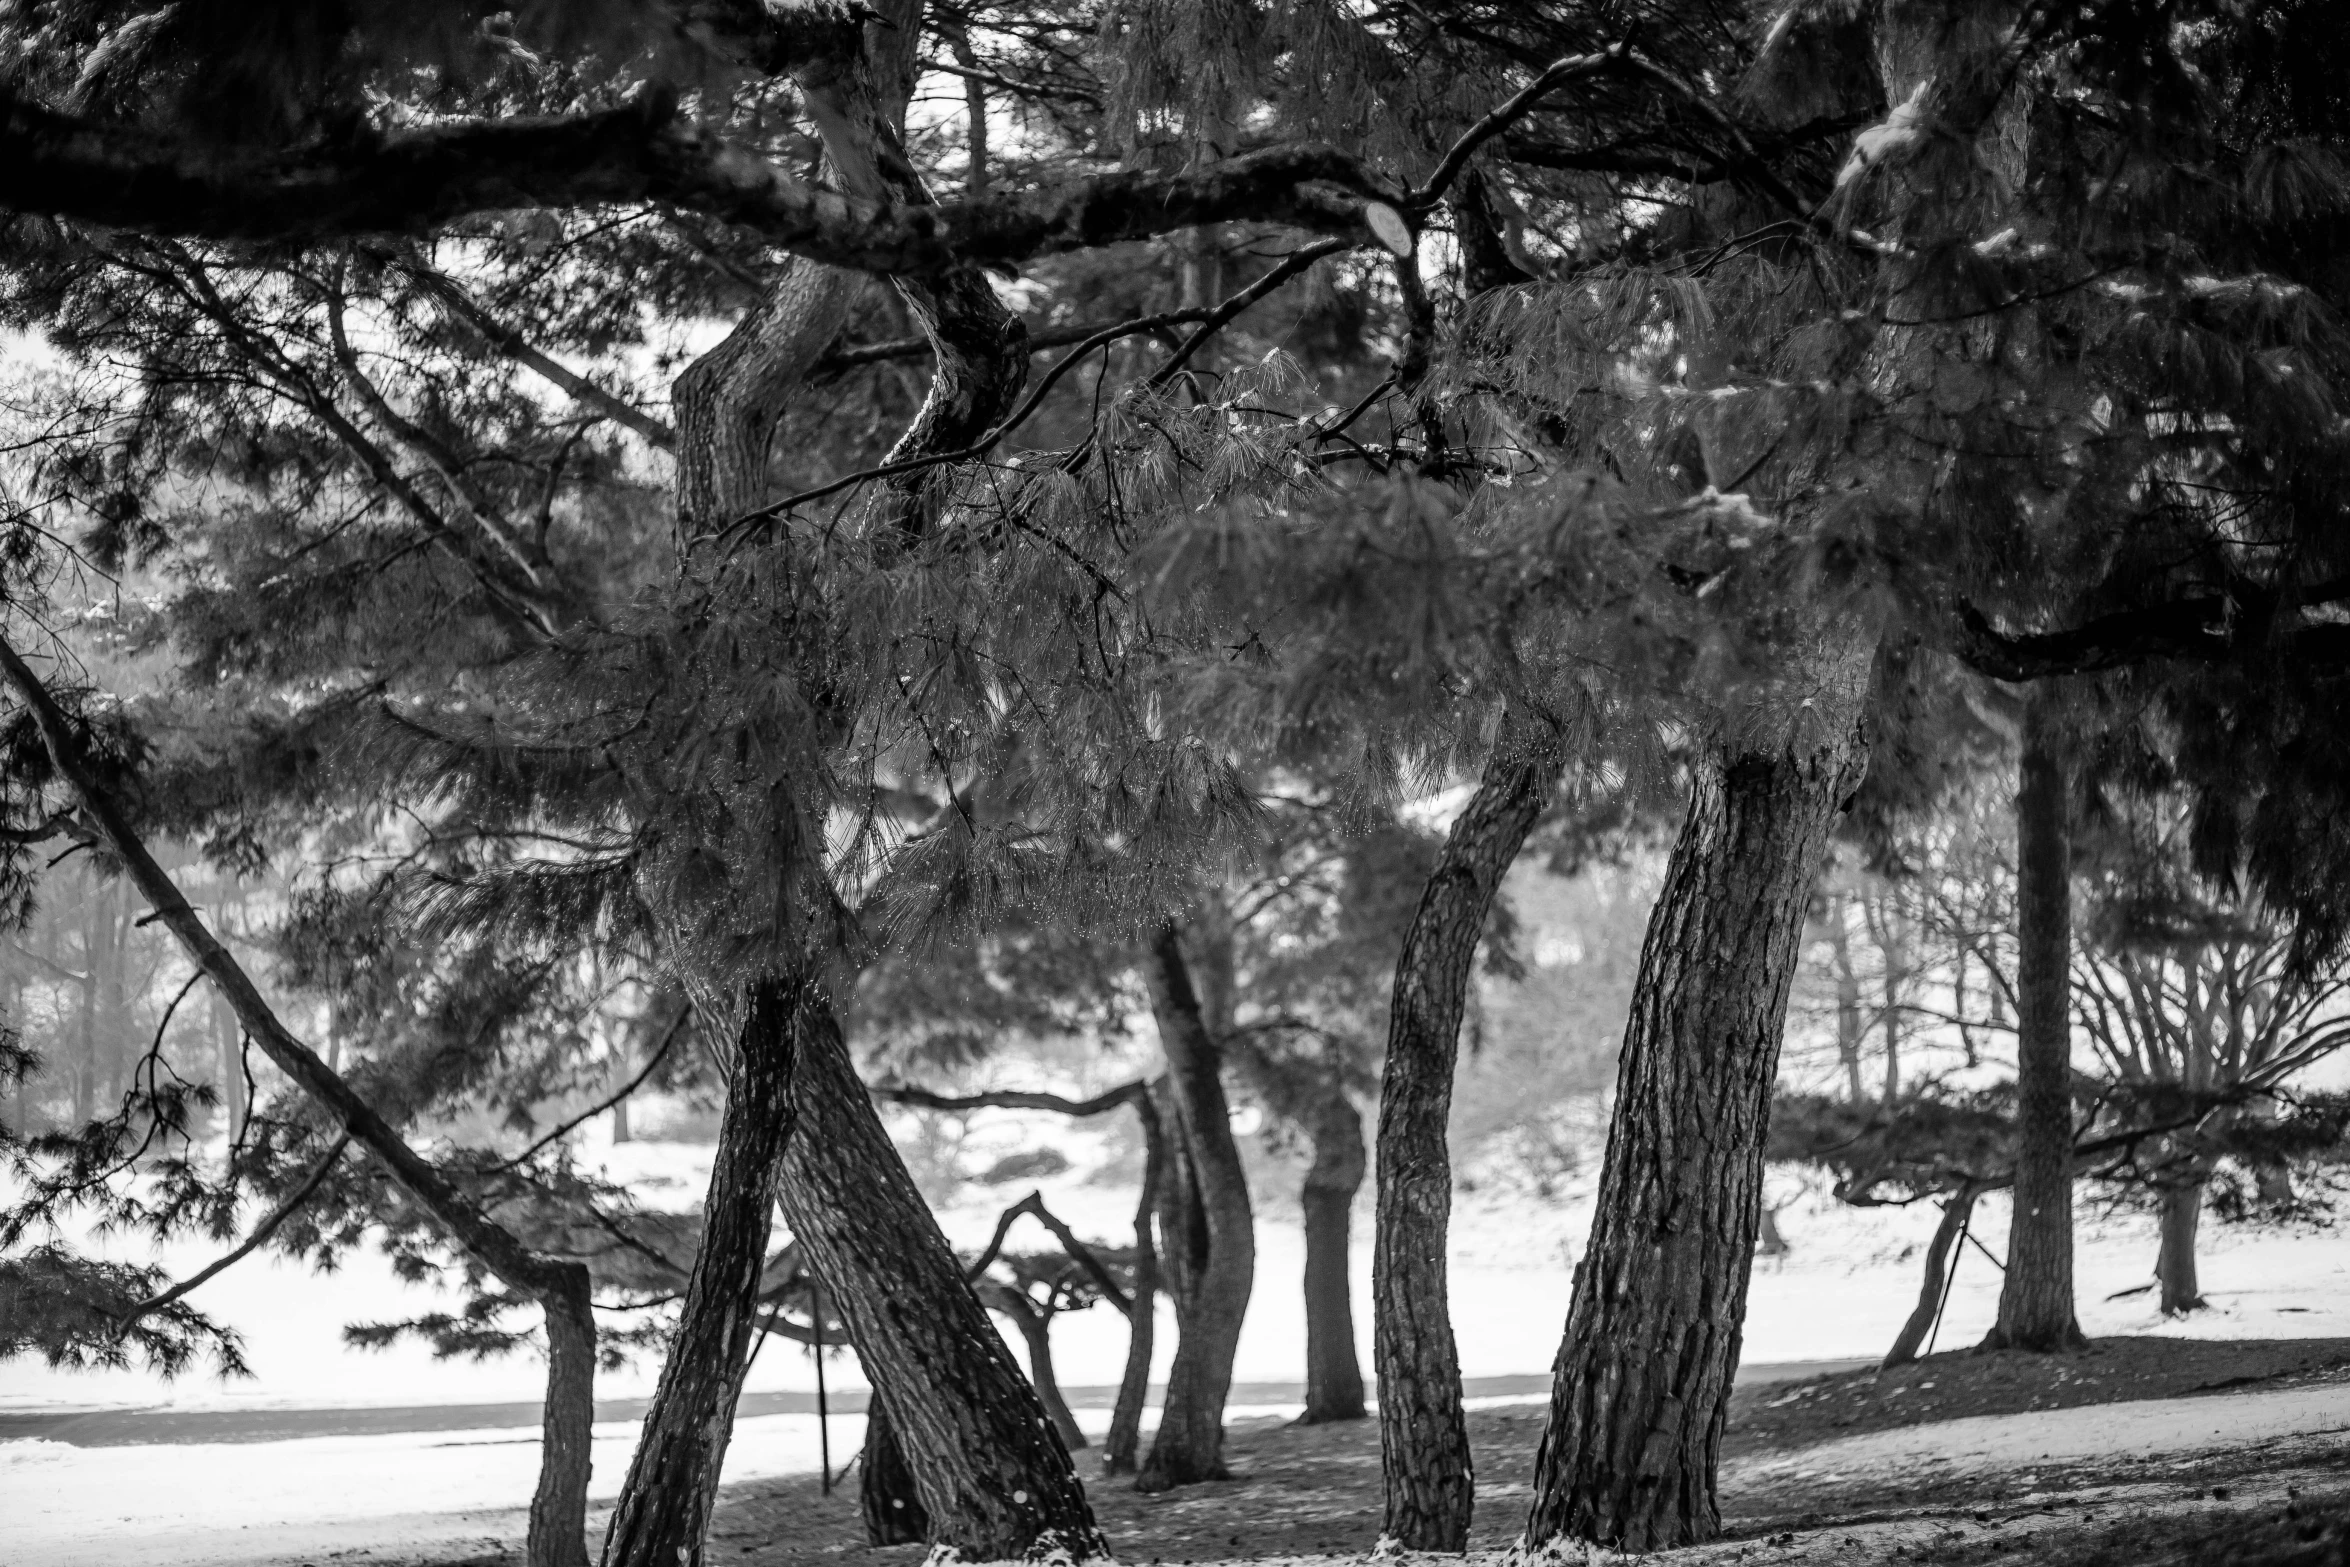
xmin=534 ymin=1279 xmax=599 ymax=1567
xmin=1136 ymin=919 xmax=1255 ymax=1492
xmin=1299 ymin=1090 xmax=1367 ymax=1425
xmin=777 ymin=1006 xmax=1104 ymax=1557
xmin=1103 ymin=1090 xmax=1165 ymax=1475
xmin=600 ymin=979 xmax=798 ymax=1567
xmin=1524 ymin=669 xmax=1870 ymax=1553
xmin=1377 ymin=705 xmax=1564 ymax=1548
xmin=859 ymin=1399 xmax=930 ymax=1545
xmin=1981 ymin=688 xmax=2085 ymax=1353
xmin=1828 ymin=894 xmax=1867 ymax=1105
xmin=0 ymin=635 xmax=599 ymax=1567
xmin=1883 ymin=1182 xmax=1983 ymax=1369
xmin=2155 ymin=1170 xmax=2207 ymax=1316
xmin=984 ymin=1283 xmax=1088 ymax=1450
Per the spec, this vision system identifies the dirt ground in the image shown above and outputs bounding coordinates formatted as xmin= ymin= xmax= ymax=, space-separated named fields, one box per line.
xmin=433 ymin=1337 xmax=2350 ymax=1567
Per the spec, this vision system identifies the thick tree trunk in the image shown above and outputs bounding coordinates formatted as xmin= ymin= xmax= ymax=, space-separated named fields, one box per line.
xmin=1102 ymin=1091 xmax=1165 ymax=1475
xmin=777 ymin=1005 xmax=1104 ymax=1558
xmin=1883 ymin=1182 xmax=1983 ymax=1369
xmin=1980 ymin=689 xmax=2085 ymax=1353
xmin=859 ymin=1400 xmax=930 ymax=1545
xmin=2156 ymin=1173 xmax=2207 ymax=1316
xmin=601 ymin=980 xmax=798 ymax=1567
xmin=1299 ymin=1091 xmax=1367 ymax=1426
xmin=1376 ymin=706 xmax=1563 ymax=1548
xmin=1524 ymin=673 xmax=1870 ymax=1553
xmin=1136 ymin=920 xmax=1255 ymax=1492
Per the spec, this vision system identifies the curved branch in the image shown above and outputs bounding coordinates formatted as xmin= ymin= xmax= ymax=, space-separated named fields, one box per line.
xmin=116 ymin=1134 xmax=352 ymax=1332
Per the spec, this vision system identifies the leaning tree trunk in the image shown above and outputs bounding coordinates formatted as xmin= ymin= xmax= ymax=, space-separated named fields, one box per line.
xmin=1980 ymin=688 xmax=2086 ymax=1353
xmin=601 ymin=980 xmax=799 ymax=1567
xmin=778 ymin=1006 xmax=1103 ymax=1557
xmin=1299 ymin=1089 xmax=1367 ymax=1425
xmin=1136 ymin=920 xmax=1256 ymax=1492
xmin=1883 ymin=1181 xmax=1984 ymax=1368
xmin=860 ymin=1400 xmax=930 ymax=1545
xmin=0 ymin=637 xmax=602 ymax=1567
xmin=2155 ymin=1165 xmax=2208 ymax=1316
xmin=1102 ymin=1090 xmax=1165 ymax=1475
xmin=1376 ymin=706 xmax=1564 ymax=1547
xmin=1524 ymin=672 xmax=1870 ymax=1553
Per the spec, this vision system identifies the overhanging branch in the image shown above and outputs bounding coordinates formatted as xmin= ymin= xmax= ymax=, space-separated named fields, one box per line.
xmin=0 ymin=91 xmax=1396 ymax=275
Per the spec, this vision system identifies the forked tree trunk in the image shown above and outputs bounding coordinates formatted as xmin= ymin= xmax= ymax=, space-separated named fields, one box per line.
xmin=778 ymin=1008 xmax=1103 ymax=1557
xmin=860 ymin=1401 xmax=930 ymax=1545
xmin=1524 ymin=685 xmax=1869 ymax=1552
xmin=1883 ymin=1181 xmax=1983 ymax=1368
xmin=1299 ymin=1090 xmax=1367 ymax=1425
xmin=2155 ymin=1170 xmax=2207 ymax=1316
xmin=1136 ymin=921 xmax=1255 ymax=1492
xmin=1377 ymin=706 xmax=1564 ymax=1548
xmin=601 ymin=980 xmax=799 ymax=1567
xmin=1980 ymin=689 xmax=2085 ymax=1353
xmin=1102 ymin=1091 xmax=1165 ymax=1475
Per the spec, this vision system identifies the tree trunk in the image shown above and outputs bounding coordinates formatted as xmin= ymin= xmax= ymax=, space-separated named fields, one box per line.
xmin=601 ymin=980 xmax=799 ymax=1567
xmin=2155 ymin=1172 xmax=2207 ymax=1316
xmin=532 ymin=1274 xmax=598 ymax=1567
xmin=1827 ymin=895 xmax=1867 ymax=1105
xmin=0 ymin=637 xmax=604 ymax=1567
xmin=776 ymin=1002 xmax=1104 ymax=1558
xmin=984 ymin=1283 xmax=1088 ymax=1451
xmin=1883 ymin=1182 xmax=1983 ymax=1369
xmin=1136 ymin=919 xmax=1255 ymax=1493
xmin=859 ymin=1400 xmax=930 ymax=1545
xmin=1102 ymin=1090 xmax=1165 ymax=1475
xmin=1980 ymin=688 xmax=2085 ymax=1353
xmin=1376 ymin=705 xmax=1564 ymax=1548
xmin=1524 ymin=673 xmax=1870 ymax=1553
xmin=1299 ymin=1090 xmax=1367 ymax=1426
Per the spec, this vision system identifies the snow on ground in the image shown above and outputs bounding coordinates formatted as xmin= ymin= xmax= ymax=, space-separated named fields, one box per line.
xmin=1732 ymin=1381 xmax=2350 ymax=1486
xmin=6 ymin=1111 xmax=2350 ymax=1566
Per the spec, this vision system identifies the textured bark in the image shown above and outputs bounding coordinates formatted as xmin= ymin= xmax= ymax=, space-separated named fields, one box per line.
xmin=2156 ymin=1173 xmax=2208 ymax=1316
xmin=1136 ymin=920 xmax=1256 ymax=1492
xmin=1980 ymin=689 xmax=2086 ymax=1353
xmin=1102 ymin=1090 xmax=1165 ymax=1475
xmin=1376 ymin=706 xmax=1565 ymax=1549
xmin=1524 ymin=667 xmax=1871 ymax=1553
xmin=0 ymin=633 xmax=598 ymax=1567
xmin=858 ymin=1400 xmax=930 ymax=1545
xmin=1299 ymin=1090 xmax=1368 ymax=1425
xmin=1882 ymin=1182 xmax=1982 ymax=1369
xmin=601 ymin=981 xmax=798 ymax=1567
xmin=778 ymin=1009 xmax=1104 ymax=1557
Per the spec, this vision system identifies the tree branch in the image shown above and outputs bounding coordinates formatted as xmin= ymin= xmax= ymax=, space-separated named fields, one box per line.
xmin=0 ymin=92 xmax=1396 ymax=276
xmin=877 ymin=1079 xmax=1148 ymax=1118
xmin=116 ymin=1133 xmax=351 ymax=1332
xmin=0 ymin=632 xmax=578 ymax=1301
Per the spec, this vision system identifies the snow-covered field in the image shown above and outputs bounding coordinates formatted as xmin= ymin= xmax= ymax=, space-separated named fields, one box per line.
xmin=5 ymin=1115 xmax=2349 ymax=1566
